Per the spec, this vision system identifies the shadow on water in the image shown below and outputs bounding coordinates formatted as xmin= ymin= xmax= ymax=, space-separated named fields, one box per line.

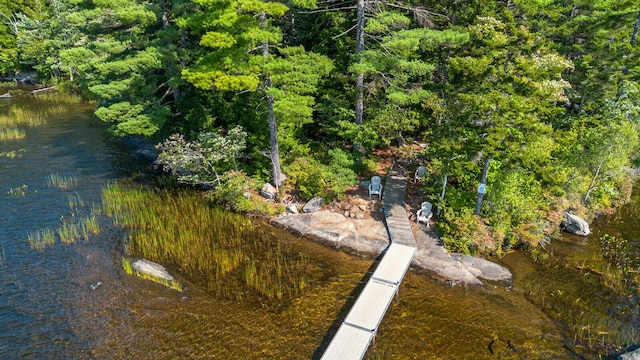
xmin=311 ymin=251 xmax=385 ymax=359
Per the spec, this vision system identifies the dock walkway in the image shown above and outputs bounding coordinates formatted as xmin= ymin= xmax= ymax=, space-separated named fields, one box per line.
xmin=320 ymin=167 xmax=416 ymax=360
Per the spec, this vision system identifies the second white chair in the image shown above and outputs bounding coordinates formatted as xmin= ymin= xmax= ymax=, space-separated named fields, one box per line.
xmin=416 ymin=201 xmax=433 ymax=227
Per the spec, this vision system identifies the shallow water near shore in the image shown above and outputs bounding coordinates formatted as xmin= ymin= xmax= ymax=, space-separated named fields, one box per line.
xmin=0 ymin=94 xmax=637 ymax=359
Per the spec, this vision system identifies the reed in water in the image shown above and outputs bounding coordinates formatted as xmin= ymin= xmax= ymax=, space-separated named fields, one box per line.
xmin=101 ymin=183 xmax=309 ymax=301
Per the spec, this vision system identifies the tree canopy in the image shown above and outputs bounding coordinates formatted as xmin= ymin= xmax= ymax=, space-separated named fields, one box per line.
xmin=2 ymin=0 xmax=639 ymax=255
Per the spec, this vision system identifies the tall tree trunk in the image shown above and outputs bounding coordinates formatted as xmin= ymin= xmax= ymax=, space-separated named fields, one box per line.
xmin=261 ymin=12 xmax=282 ymax=189
xmin=354 ymin=0 xmax=365 ymax=126
xmin=631 ymin=11 xmax=640 ymax=44
xmin=474 ymin=157 xmax=490 ymax=216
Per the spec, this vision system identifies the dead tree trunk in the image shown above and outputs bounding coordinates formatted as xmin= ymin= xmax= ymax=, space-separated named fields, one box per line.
xmin=261 ymin=12 xmax=282 ymax=190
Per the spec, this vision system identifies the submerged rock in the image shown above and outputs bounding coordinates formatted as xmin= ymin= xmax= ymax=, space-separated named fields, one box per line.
xmin=129 ymin=259 xmax=182 ymax=291
xmin=120 ymin=135 xmax=159 ymax=163
xmin=562 ymin=212 xmax=591 ymax=236
xmin=620 ymin=347 xmax=640 ymax=360
xmin=453 ymin=254 xmax=513 ymax=283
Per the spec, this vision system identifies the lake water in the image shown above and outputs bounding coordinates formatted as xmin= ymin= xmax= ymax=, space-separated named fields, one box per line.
xmin=0 ymin=94 xmax=637 ymax=359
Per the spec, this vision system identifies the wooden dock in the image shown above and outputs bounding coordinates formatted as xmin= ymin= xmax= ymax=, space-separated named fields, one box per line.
xmin=320 ymin=169 xmax=416 ymax=360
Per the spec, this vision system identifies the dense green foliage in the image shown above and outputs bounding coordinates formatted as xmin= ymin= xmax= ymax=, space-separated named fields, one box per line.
xmin=3 ymin=0 xmax=640 ymax=254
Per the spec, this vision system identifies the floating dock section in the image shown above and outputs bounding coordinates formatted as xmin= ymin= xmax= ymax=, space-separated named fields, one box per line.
xmin=321 ymin=170 xmax=416 ymax=360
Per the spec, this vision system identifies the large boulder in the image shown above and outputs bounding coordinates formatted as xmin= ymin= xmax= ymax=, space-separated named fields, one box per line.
xmin=562 ymin=212 xmax=591 ymax=236
xmin=303 ymin=197 xmax=323 ymax=213
xmin=271 ymin=210 xmax=389 ymax=255
xmin=120 ymin=135 xmax=158 ymax=163
xmin=260 ymin=183 xmax=278 ymax=200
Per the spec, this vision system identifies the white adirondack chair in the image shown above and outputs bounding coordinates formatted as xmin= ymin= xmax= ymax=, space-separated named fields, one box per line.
xmin=369 ymin=176 xmax=383 ymax=199
xmin=416 ymin=201 xmax=433 ymax=227
xmin=414 ymin=166 xmax=426 ymax=183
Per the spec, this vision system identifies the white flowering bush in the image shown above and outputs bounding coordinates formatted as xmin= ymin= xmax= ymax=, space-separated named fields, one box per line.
xmin=156 ymin=126 xmax=247 ymax=187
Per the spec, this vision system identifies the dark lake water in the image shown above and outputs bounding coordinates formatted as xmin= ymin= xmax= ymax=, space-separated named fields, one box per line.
xmin=0 ymin=93 xmax=637 ymax=359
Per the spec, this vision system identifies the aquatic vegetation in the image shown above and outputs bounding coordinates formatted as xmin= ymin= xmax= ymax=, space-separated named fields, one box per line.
xmin=82 ymin=215 xmax=100 ymax=237
xmin=27 ymin=228 xmax=56 ymax=251
xmin=57 ymin=222 xmax=80 ymax=244
xmin=102 ymin=183 xmax=310 ymax=301
xmin=33 ymin=92 xmax=85 ymax=105
xmin=524 ymin=232 xmax=640 ymax=356
xmin=0 ymin=149 xmax=24 ymax=158
xmin=7 ymin=184 xmax=28 ymax=197
xmin=0 ymin=128 xmax=25 ymax=141
xmin=67 ymin=192 xmax=84 ymax=209
xmin=0 ymin=93 xmax=84 ymax=145
xmin=48 ymin=173 xmax=78 ymax=189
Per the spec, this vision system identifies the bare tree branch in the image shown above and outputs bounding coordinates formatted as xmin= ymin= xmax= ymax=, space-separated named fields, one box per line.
xmin=332 ymin=24 xmax=358 ymax=39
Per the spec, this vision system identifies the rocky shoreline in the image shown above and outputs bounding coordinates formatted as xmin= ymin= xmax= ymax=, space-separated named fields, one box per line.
xmin=271 ymin=208 xmax=513 ymax=286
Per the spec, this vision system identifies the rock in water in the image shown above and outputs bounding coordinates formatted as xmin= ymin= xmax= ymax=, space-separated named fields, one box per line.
xmin=303 ymin=197 xmax=323 ymax=213
xmin=562 ymin=212 xmax=591 ymax=236
xmin=130 ymin=259 xmax=182 ymax=291
xmin=620 ymin=347 xmax=640 ymax=360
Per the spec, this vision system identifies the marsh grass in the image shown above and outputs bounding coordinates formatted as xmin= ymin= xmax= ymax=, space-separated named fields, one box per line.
xmin=0 ymin=92 xmax=82 ymax=144
xmin=7 ymin=184 xmax=28 ymax=197
xmin=48 ymin=173 xmax=78 ymax=189
xmin=83 ymin=215 xmax=100 ymax=237
xmin=26 ymin=193 xmax=101 ymax=250
xmin=102 ymin=183 xmax=309 ymax=302
xmin=28 ymin=228 xmax=56 ymax=251
xmin=0 ymin=148 xmax=26 ymax=158
xmin=0 ymin=82 xmax=17 ymax=90
xmin=58 ymin=221 xmax=80 ymax=244
xmin=0 ymin=128 xmax=25 ymax=141
xmin=68 ymin=192 xmax=84 ymax=209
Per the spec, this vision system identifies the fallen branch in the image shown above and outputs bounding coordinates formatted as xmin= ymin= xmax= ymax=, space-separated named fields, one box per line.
xmin=0 ymin=92 xmax=11 ymax=98
xmin=31 ymin=86 xmax=57 ymax=94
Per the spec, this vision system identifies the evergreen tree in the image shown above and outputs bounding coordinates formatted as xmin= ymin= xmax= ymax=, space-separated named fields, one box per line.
xmin=180 ymin=0 xmax=332 ymax=189
xmin=0 ymin=0 xmax=45 ymax=75
xmin=74 ymin=0 xmax=186 ymax=137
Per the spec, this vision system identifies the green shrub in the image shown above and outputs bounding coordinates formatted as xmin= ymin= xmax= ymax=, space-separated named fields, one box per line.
xmin=284 ymin=149 xmax=356 ymax=200
xmin=210 ymin=171 xmax=257 ymax=211
xmin=438 ymin=207 xmax=495 ymax=255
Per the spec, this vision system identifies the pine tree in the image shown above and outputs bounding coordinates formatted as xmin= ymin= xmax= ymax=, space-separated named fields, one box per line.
xmin=181 ymin=0 xmax=332 ymax=189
